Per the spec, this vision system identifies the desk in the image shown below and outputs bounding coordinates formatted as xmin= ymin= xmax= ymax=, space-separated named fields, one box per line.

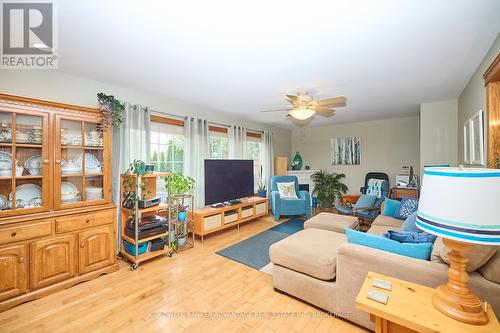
xmin=390 ymin=187 xmax=419 ymax=200
xmin=355 ymin=272 xmax=499 ymax=333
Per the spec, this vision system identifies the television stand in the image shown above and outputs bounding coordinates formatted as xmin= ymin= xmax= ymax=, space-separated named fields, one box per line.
xmin=193 ymin=197 xmax=269 ymax=243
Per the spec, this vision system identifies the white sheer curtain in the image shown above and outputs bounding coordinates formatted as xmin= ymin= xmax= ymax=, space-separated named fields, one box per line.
xmin=184 ymin=117 xmax=209 ymax=208
xmin=111 ymin=102 xmax=151 ymax=250
xmin=228 ymin=125 xmax=247 ymax=158
xmin=261 ymin=130 xmax=274 ymax=195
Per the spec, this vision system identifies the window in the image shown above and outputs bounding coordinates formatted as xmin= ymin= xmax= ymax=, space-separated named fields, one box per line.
xmin=246 ymin=133 xmax=262 ymax=190
xmin=209 ymin=127 xmax=229 ymax=159
xmin=150 ymin=120 xmax=184 ymax=200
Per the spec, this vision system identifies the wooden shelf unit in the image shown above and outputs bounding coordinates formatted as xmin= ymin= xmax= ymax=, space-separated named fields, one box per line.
xmin=193 ymin=196 xmax=269 ymax=243
xmin=0 ymin=94 xmax=117 ymax=312
xmin=119 ymin=172 xmax=172 ymax=269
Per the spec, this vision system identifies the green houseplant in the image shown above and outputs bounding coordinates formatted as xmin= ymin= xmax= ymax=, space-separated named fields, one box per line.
xmin=168 ymin=173 xmax=195 ymax=246
xmin=311 ymin=170 xmax=348 ymax=208
xmin=257 ymin=165 xmax=267 ymax=198
xmin=97 ymin=93 xmax=124 ymax=129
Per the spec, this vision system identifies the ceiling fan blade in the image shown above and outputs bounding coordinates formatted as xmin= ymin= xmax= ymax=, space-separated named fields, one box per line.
xmin=260 ymin=107 xmax=293 ymax=112
xmin=316 ymin=96 xmax=347 ymax=107
xmin=311 ymin=105 xmax=334 ymax=113
xmin=285 ymin=95 xmax=301 ymax=106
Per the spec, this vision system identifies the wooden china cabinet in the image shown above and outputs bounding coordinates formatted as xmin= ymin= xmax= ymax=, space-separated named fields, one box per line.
xmin=0 ymin=94 xmax=118 ymax=312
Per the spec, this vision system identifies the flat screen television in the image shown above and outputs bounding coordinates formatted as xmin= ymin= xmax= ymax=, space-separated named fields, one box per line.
xmin=204 ymin=159 xmax=254 ymax=205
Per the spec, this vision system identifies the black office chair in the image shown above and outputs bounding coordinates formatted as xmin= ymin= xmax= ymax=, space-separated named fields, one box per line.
xmin=360 ymin=172 xmax=389 ymax=194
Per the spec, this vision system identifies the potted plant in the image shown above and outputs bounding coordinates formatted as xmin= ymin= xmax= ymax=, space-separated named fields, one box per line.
xmin=311 ymin=169 xmax=348 ymax=208
xmin=257 ymin=165 xmax=267 ymax=198
xmin=168 ymin=173 xmax=195 ymax=246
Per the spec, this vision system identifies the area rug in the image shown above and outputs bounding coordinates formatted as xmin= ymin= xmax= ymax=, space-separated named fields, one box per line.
xmin=215 ymin=218 xmax=304 ymax=270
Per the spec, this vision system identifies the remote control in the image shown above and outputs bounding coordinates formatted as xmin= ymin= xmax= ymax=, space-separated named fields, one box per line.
xmin=372 ymin=278 xmax=392 ymax=291
xmin=367 ymin=290 xmax=388 ymax=305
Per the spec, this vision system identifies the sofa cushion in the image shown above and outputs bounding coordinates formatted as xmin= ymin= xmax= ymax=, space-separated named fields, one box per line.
xmin=372 ymin=215 xmax=404 ymax=229
xmin=304 ymin=212 xmax=359 ymax=233
xmin=401 ymin=211 xmax=420 ymax=232
xmin=368 ymin=225 xmax=399 ymax=236
xmin=345 ymin=228 xmax=433 ymax=261
xmin=269 ymin=228 xmax=346 ymax=281
xmin=431 ymin=237 xmax=497 ymax=272
xmin=382 ymin=197 xmax=400 ymax=217
xmin=394 ymin=196 xmax=419 ymax=220
xmin=478 ymin=249 xmax=500 ymax=284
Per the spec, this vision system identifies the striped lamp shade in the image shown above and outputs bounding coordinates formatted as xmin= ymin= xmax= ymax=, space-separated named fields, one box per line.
xmin=416 ymin=167 xmax=500 ymax=245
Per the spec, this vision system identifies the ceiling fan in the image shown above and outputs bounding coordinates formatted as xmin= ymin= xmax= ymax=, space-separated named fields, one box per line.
xmin=261 ymin=92 xmax=347 ymax=124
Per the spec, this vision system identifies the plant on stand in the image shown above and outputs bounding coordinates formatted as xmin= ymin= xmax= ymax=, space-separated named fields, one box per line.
xmin=311 ymin=169 xmax=348 ymax=208
xmin=168 ymin=173 xmax=195 ymax=248
xmin=257 ymin=165 xmax=267 ymax=198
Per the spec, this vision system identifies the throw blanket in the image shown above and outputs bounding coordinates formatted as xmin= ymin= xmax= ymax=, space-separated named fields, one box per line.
xmin=366 ymin=179 xmax=385 ymax=198
xmin=384 ymin=230 xmax=437 ymax=244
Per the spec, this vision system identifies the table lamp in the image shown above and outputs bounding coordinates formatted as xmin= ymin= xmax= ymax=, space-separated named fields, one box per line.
xmin=416 ymin=167 xmax=500 ymax=325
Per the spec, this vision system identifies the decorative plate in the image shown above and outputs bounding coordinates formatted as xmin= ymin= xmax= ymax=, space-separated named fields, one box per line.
xmin=24 ymin=154 xmax=42 ymax=169
xmin=74 ymin=153 xmax=100 ymax=170
xmin=61 ymin=182 xmax=78 ymax=195
xmin=9 ymin=183 xmax=42 ymax=203
xmin=0 ymin=194 xmax=6 ymax=210
xmin=62 ymin=196 xmax=81 ymax=203
xmin=0 ymin=151 xmax=12 ymax=163
xmin=28 ymin=197 xmax=42 ymax=207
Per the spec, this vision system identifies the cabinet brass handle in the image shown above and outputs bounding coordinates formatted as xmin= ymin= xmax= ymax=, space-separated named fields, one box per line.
xmin=43 ymin=159 xmax=49 ymax=164
xmin=18 ymin=257 xmax=24 ymax=263
xmin=85 ymin=218 xmax=90 ymax=223
xmin=11 ymin=231 xmax=17 ymax=237
xmin=80 ymin=242 xmax=85 ymax=248
xmin=55 ymin=159 xmax=61 ymax=164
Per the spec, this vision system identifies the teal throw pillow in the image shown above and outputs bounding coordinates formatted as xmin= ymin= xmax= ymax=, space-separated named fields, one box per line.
xmin=382 ymin=197 xmax=400 ymax=217
xmin=394 ymin=196 xmax=419 ymax=220
xmin=353 ymin=194 xmax=377 ymax=209
xmin=345 ymin=228 xmax=432 ymax=261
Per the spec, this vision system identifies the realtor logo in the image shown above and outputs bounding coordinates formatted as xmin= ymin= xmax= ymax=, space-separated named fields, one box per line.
xmin=1 ymin=1 xmax=57 ymax=69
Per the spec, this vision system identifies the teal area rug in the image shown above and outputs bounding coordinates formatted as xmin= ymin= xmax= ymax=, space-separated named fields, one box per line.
xmin=215 ymin=218 xmax=304 ymax=270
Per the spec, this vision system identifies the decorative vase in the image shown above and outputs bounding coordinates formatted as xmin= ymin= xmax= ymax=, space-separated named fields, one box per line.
xmin=134 ymin=160 xmax=146 ymax=175
xmin=178 ymin=211 xmax=187 ymax=221
xmin=312 ymin=196 xmax=318 ymax=208
xmin=292 ymin=152 xmax=303 ymax=170
xmin=257 ymin=189 xmax=267 ymax=198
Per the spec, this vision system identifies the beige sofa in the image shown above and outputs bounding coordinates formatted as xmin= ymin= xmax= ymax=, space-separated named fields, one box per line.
xmin=269 ymin=213 xmax=500 ymax=330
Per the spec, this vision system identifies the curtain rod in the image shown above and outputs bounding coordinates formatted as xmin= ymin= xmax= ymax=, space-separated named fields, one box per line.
xmin=150 ymin=109 xmax=265 ymax=134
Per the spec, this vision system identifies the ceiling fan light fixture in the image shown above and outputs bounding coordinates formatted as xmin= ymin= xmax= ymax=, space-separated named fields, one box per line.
xmin=289 ymin=107 xmax=315 ymax=120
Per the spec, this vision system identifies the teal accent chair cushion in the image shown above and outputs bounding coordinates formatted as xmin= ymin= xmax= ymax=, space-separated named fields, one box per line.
xmin=345 ymin=228 xmax=433 ymax=261
xmin=382 ymin=197 xmax=400 ymax=217
xmin=353 ymin=194 xmax=376 ymax=209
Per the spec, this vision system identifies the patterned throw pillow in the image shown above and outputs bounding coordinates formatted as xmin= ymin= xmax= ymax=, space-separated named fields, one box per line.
xmin=394 ymin=197 xmax=419 ymax=220
xmin=277 ymin=182 xmax=298 ymax=198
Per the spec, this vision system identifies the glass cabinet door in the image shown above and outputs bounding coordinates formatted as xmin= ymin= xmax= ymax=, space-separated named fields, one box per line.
xmin=0 ymin=110 xmax=50 ymax=216
xmin=55 ymin=116 xmax=109 ymax=209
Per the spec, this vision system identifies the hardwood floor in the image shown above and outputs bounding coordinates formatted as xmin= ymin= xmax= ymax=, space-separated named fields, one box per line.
xmin=0 ymin=215 xmax=369 ymax=333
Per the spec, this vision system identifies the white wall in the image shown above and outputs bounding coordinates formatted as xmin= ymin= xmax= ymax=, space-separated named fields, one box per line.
xmin=419 ymin=99 xmax=458 ymax=173
xmin=291 ymin=116 xmax=420 ymax=194
xmin=458 ymin=33 xmax=500 ymax=164
xmin=0 ymin=70 xmax=292 ymax=160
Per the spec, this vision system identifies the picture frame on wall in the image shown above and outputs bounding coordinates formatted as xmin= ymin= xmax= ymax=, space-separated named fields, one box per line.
xmin=331 ymin=136 xmax=361 ymax=165
xmin=463 ymin=109 xmax=484 ymax=166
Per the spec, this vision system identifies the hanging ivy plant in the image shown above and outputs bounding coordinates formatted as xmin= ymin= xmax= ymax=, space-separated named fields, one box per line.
xmin=97 ymin=93 xmax=124 ymax=129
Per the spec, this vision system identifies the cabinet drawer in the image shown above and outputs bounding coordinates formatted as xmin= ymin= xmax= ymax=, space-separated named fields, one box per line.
xmin=0 ymin=220 xmax=52 ymax=245
xmin=241 ymin=207 xmax=253 ymax=219
xmin=56 ymin=210 xmax=114 ymax=233
xmin=203 ymin=214 xmax=222 ymax=231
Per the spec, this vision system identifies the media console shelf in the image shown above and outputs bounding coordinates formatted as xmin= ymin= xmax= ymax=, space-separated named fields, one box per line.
xmin=193 ymin=196 xmax=269 ymax=243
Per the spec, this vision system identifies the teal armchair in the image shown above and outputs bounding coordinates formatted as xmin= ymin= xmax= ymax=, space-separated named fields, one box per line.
xmin=271 ymin=176 xmax=311 ymax=222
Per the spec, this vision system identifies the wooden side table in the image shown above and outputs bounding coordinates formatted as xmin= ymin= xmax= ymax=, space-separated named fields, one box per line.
xmin=355 ymin=272 xmax=500 ymax=333
xmin=341 ymin=194 xmax=361 ymax=206
xmin=390 ymin=187 xmax=419 ymax=200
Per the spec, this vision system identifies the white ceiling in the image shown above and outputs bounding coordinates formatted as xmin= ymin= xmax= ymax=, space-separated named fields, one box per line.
xmin=58 ymin=0 xmax=500 ymax=128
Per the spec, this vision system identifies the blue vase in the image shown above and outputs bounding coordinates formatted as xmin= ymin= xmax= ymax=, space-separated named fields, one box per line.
xmin=257 ymin=189 xmax=267 ymax=198
xmin=312 ymin=196 xmax=318 ymax=208
xmin=178 ymin=211 xmax=187 ymax=221
xmin=292 ymin=152 xmax=303 ymax=170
